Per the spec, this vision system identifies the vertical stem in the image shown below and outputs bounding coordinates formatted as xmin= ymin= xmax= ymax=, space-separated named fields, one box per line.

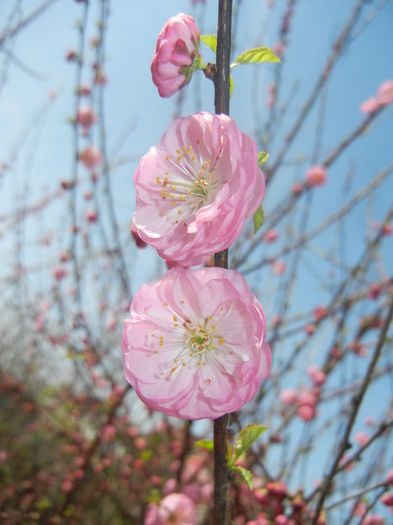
xmin=213 ymin=1 xmax=232 ymax=524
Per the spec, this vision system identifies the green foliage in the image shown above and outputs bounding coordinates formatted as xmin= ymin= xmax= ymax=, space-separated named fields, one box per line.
xmin=253 ymin=205 xmax=265 ymax=234
xmin=200 ymin=34 xmax=217 ymax=53
xmin=232 ymin=47 xmax=280 ymax=67
xmin=195 ymin=439 xmax=214 ymax=451
xmin=230 ymin=424 xmax=267 ymax=465
xmin=258 ymin=151 xmax=269 ymax=167
xmin=231 ymin=465 xmax=254 ymax=489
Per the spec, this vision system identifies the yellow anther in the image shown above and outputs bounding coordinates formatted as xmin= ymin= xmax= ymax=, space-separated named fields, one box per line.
xmin=219 ymin=337 xmax=225 ymax=345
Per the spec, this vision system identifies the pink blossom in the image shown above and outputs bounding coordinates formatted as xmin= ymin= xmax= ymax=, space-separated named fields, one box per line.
xmin=306 ymin=165 xmax=327 ymax=187
xmin=377 ymin=80 xmax=393 ymax=105
xmin=76 ymin=106 xmax=97 ymax=130
xmin=360 ymin=97 xmax=381 ymax=114
xmin=151 ymin=13 xmax=201 ymax=98
xmin=272 ymin=260 xmax=286 ymax=275
xmin=101 ymin=424 xmax=116 ymax=443
xmin=381 ymin=493 xmax=393 ymax=507
xmin=53 ymin=266 xmax=66 ymax=280
xmin=365 ymin=416 xmax=375 ymax=426
xmin=307 ymin=365 xmax=326 ymax=386
xmin=144 ymin=493 xmax=196 ymax=525
xmin=354 ymin=431 xmax=369 ymax=447
xmin=312 ymin=306 xmax=327 ymax=321
xmin=133 ymin=112 xmax=264 ymax=267
xmin=291 ymin=182 xmax=302 ymax=195
xmin=275 ymin=516 xmax=289 ymax=525
xmin=122 ymin=267 xmax=271 ymax=419
xmin=386 ymin=470 xmax=393 ymax=485
xmin=297 ymin=404 xmax=316 ymax=421
xmin=280 ymin=389 xmax=298 ymax=406
xmin=362 ymin=515 xmax=385 ymax=525
xmin=264 ymin=229 xmax=279 ymax=243
xmin=86 ymin=209 xmax=98 ymax=223
xmin=79 ymin=146 xmax=103 ymax=169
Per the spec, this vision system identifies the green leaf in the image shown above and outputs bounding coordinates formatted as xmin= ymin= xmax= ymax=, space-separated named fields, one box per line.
xmin=230 ymin=75 xmax=234 ymax=97
xmin=253 ymin=205 xmax=265 ymax=234
xmin=200 ymin=34 xmax=217 ymax=54
xmin=195 ymin=439 xmax=214 ymax=451
xmin=258 ymin=151 xmax=269 ymax=167
xmin=232 ymin=424 xmax=267 ymax=463
xmin=232 ymin=47 xmax=280 ymax=67
xmin=232 ymin=465 xmax=254 ymax=489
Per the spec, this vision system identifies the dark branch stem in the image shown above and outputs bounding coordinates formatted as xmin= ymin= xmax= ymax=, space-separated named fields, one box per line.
xmin=213 ymin=1 xmax=232 ymax=524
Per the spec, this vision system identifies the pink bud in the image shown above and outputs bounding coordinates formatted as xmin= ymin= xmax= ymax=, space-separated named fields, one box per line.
xmin=306 ymin=165 xmax=327 ymax=187
xmin=76 ymin=106 xmax=97 ymax=129
xmin=377 ymin=80 xmax=393 ymax=105
xmin=280 ymin=389 xmax=298 ymax=406
xmin=264 ymin=229 xmax=279 ymax=243
xmin=354 ymin=431 xmax=369 ymax=447
xmin=381 ymin=493 xmax=393 ymax=507
xmin=307 ymin=365 xmax=326 ymax=386
xmin=360 ymin=97 xmax=381 ymax=114
xmin=79 ymin=146 xmax=103 ymax=169
xmin=86 ymin=209 xmax=98 ymax=223
xmin=53 ymin=266 xmax=66 ymax=280
xmin=386 ymin=470 xmax=393 ymax=486
xmin=291 ymin=182 xmax=303 ymax=195
xmin=272 ymin=260 xmax=286 ymax=275
xmin=297 ymin=404 xmax=316 ymax=421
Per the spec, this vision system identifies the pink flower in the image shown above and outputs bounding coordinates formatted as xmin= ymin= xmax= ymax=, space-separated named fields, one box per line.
xmin=145 ymin=493 xmax=196 ymax=525
xmin=272 ymin=260 xmax=286 ymax=275
xmin=363 ymin=515 xmax=385 ymax=525
xmin=76 ymin=106 xmax=97 ymax=130
xmin=307 ymin=365 xmax=326 ymax=386
xmin=306 ymin=165 xmax=327 ymax=187
xmin=377 ymin=80 xmax=393 ymax=105
xmin=133 ymin=112 xmax=264 ymax=267
xmin=53 ymin=266 xmax=66 ymax=280
xmin=86 ymin=209 xmax=98 ymax=223
xmin=151 ymin=13 xmax=201 ymax=98
xmin=354 ymin=431 xmax=369 ymax=447
xmin=122 ymin=267 xmax=271 ymax=419
xmin=79 ymin=146 xmax=102 ymax=169
xmin=381 ymin=493 xmax=393 ymax=507
xmin=291 ymin=182 xmax=303 ymax=195
xmin=264 ymin=229 xmax=279 ymax=243
xmin=101 ymin=424 xmax=116 ymax=443
xmin=386 ymin=470 xmax=393 ymax=486
xmin=360 ymin=97 xmax=381 ymax=114
xmin=280 ymin=389 xmax=298 ymax=406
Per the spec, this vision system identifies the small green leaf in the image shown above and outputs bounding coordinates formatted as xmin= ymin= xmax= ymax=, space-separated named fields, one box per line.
xmin=232 ymin=465 xmax=254 ymax=489
xmin=232 ymin=47 xmax=280 ymax=67
xmin=258 ymin=151 xmax=269 ymax=167
xmin=195 ymin=439 xmax=214 ymax=451
xmin=233 ymin=424 xmax=267 ymax=463
xmin=230 ymin=75 xmax=234 ymax=97
xmin=253 ymin=205 xmax=265 ymax=234
xmin=200 ymin=34 xmax=217 ymax=53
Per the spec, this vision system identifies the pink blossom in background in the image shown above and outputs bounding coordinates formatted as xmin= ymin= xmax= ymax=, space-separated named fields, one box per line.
xmin=264 ymin=228 xmax=279 ymax=243
xmin=272 ymin=260 xmax=286 ymax=275
xmin=305 ymin=165 xmax=327 ymax=187
xmin=85 ymin=209 xmax=98 ymax=223
xmin=381 ymin=493 xmax=393 ymax=507
xmin=144 ymin=493 xmax=196 ymax=525
xmin=354 ymin=431 xmax=369 ymax=447
xmin=307 ymin=365 xmax=326 ymax=386
xmin=133 ymin=112 xmax=265 ymax=267
xmin=151 ymin=13 xmax=201 ymax=98
xmin=122 ymin=267 xmax=271 ymax=419
xmin=280 ymin=389 xmax=298 ymax=406
xmin=76 ymin=106 xmax=97 ymax=130
xmin=362 ymin=515 xmax=385 ymax=525
xmin=359 ymin=97 xmax=381 ymax=114
xmin=79 ymin=146 xmax=103 ymax=169
xmin=386 ymin=470 xmax=393 ymax=485
xmin=53 ymin=266 xmax=66 ymax=281
xmin=291 ymin=182 xmax=303 ymax=195
xmin=376 ymin=80 xmax=393 ymax=105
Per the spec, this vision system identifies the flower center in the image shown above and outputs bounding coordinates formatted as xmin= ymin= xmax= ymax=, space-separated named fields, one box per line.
xmin=155 ymin=142 xmax=223 ymax=224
